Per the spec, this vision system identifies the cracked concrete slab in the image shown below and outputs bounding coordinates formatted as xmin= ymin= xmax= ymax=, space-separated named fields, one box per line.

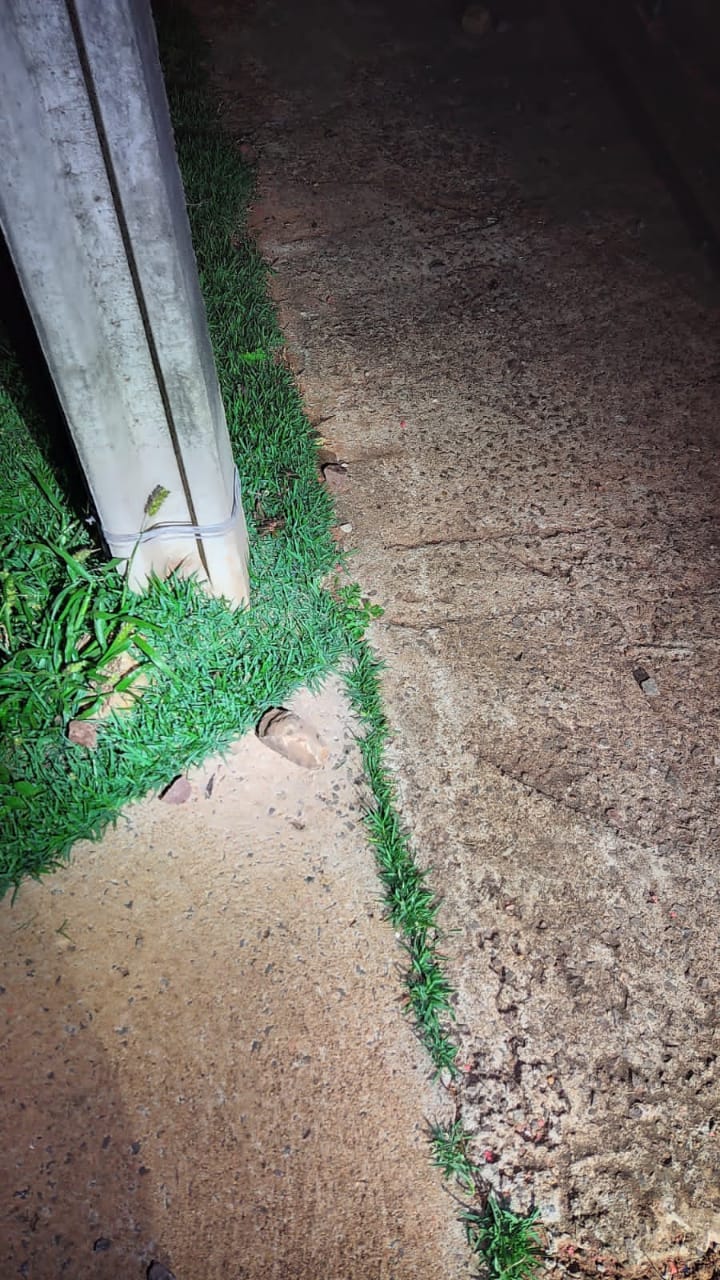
xmin=190 ymin=0 xmax=720 ymax=1263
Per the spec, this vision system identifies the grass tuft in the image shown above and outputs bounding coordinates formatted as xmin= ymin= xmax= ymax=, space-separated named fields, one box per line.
xmin=341 ymin=633 xmax=458 ymax=1073
xmin=430 ymin=1121 xmax=545 ymax=1278
xmin=462 ymin=1197 xmax=544 ymax=1280
xmin=429 ymin=1119 xmax=478 ymax=1194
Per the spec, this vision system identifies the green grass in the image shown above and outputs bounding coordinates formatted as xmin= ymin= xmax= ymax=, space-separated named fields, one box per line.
xmin=0 ymin=5 xmax=351 ymax=895
xmin=429 ymin=1120 xmax=544 ymax=1279
xmin=462 ymin=1197 xmax=544 ymax=1280
xmin=343 ymin=639 xmax=459 ymax=1074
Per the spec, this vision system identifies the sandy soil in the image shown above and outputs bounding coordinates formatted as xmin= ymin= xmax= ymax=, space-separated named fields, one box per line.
xmin=1 ymin=681 xmax=468 ymax=1279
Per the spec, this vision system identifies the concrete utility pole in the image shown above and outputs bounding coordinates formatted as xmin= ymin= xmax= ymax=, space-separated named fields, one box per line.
xmin=0 ymin=0 xmax=250 ymax=605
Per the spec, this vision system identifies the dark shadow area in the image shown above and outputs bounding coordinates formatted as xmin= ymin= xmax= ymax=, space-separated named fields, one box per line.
xmin=0 ymin=229 xmax=91 ymax=523
xmin=0 ymin=902 xmax=162 ymax=1279
xmin=562 ymin=0 xmax=720 ymax=276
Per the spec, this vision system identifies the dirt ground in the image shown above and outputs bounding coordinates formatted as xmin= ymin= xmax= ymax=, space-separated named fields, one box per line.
xmin=182 ymin=0 xmax=720 ymax=1267
xmin=0 ymin=681 xmax=470 ymax=1278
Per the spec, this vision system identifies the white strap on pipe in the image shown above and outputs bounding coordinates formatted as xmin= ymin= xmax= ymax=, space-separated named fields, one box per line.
xmin=101 ymin=467 xmax=242 ymax=550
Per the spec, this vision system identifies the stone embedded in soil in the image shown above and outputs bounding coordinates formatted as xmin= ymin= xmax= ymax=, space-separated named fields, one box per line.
xmin=256 ymin=707 xmax=329 ymax=769
xmin=159 ymin=776 xmax=192 ymax=805
xmin=317 ymin=446 xmax=339 ymax=466
xmin=632 ymin=665 xmax=660 ymax=696
xmin=67 ymin=719 xmax=98 ymax=749
xmin=321 ymin=462 xmax=350 ymax=493
xmin=331 ymin=522 xmax=353 ymax=542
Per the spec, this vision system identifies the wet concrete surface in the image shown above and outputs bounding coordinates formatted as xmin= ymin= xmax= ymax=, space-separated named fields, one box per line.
xmin=188 ymin=0 xmax=720 ymax=1262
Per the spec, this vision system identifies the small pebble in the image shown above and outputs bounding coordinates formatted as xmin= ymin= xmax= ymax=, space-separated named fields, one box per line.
xmin=322 ymin=462 xmax=350 ymax=493
xmin=257 ymin=707 xmax=329 ymax=769
xmin=461 ymin=2 xmax=492 ymax=36
xmin=147 ymin=1265 xmax=177 ymax=1280
xmin=160 ymin=776 xmax=192 ymax=804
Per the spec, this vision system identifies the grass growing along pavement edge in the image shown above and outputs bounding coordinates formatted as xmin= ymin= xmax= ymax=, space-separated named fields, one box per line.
xmin=464 ymin=1196 xmax=545 ymax=1280
xmin=343 ymin=640 xmax=458 ymax=1075
xmin=430 ymin=1118 xmax=546 ymax=1280
xmin=0 ymin=6 xmax=543 ymax=1274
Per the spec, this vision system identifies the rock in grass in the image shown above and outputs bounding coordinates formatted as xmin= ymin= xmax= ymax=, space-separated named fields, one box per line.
xmin=159 ymin=775 xmax=192 ymax=804
xmin=256 ymin=707 xmax=329 ymax=769
xmin=461 ymin=3 xmax=492 ymax=36
xmin=67 ymin=719 xmax=98 ymax=749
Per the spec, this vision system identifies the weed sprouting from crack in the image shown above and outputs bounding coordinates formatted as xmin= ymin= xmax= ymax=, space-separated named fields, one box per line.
xmin=429 ymin=1119 xmax=477 ymax=1194
xmin=341 ymin=638 xmax=458 ymax=1074
xmin=429 ymin=1119 xmax=545 ymax=1278
xmin=462 ymin=1196 xmax=544 ymax=1280
xmin=332 ymin=580 xmax=545 ymax=1279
